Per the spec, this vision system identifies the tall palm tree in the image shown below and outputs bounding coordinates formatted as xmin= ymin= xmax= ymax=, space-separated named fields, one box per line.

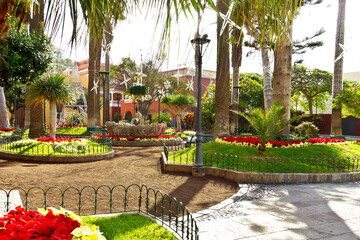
xmin=161 ymin=94 xmax=195 ymax=131
xmin=213 ymin=0 xmax=230 ymax=139
xmin=28 ymin=0 xmax=45 ymax=138
xmin=331 ymin=0 xmax=346 ymax=136
xmin=231 ymin=28 xmax=243 ymax=134
xmin=27 ymin=74 xmax=73 ymax=140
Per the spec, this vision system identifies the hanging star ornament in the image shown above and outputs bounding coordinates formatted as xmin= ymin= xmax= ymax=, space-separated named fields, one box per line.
xmin=334 ymin=43 xmax=346 ymax=63
xmin=120 ymin=74 xmax=131 ymax=89
xmin=90 ymin=80 xmax=99 ymax=94
xmin=186 ymin=79 xmax=194 ymax=92
xmin=219 ymin=3 xmax=241 ymax=36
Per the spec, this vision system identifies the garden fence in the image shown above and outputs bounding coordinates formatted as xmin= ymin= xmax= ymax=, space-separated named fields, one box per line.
xmin=0 ymin=184 xmax=198 ymax=240
xmin=0 ymin=137 xmax=112 ymax=156
xmin=163 ymin=145 xmax=360 ymax=173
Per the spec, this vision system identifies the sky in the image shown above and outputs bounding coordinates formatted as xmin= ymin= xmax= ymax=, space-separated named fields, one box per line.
xmin=53 ymin=0 xmax=360 ymax=75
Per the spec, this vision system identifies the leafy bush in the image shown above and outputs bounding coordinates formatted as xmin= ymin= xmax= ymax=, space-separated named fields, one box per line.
xmin=67 ymin=112 xmax=87 ymax=125
xmin=183 ymin=112 xmax=194 ymax=129
xmin=152 ymin=112 xmax=172 ymax=126
xmin=112 ymin=113 xmax=120 ymax=122
xmin=294 ymin=122 xmax=319 ymax=137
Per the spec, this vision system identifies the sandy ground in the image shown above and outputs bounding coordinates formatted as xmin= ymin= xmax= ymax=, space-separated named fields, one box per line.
xmin=0 ymin=146 xmax=238 ymax=215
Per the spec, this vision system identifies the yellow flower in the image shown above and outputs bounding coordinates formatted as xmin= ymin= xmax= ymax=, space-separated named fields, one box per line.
xmin=71 ymin=224 xmax=106 ymax=240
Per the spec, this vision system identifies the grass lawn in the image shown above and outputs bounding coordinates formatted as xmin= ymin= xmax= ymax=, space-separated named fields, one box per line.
xmin=167 ymin=142 xmax=360 ymax=173
xmin=0 ymin=140 xmax=111 ymax=156
xmin=83 ymin=214 xmax=177 ymax=240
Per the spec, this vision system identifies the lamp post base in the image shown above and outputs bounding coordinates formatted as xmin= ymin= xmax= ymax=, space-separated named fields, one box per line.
xmin=192 ymin=165 xmax=206 ymax=177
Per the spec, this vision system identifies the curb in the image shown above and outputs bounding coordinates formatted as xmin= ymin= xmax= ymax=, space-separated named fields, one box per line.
xmin=161 ymin=152 xmax=360 ymax=184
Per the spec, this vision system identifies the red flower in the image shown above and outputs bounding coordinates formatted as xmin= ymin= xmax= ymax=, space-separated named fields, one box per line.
xmin=0 ymin=207 xmax=80 ymax=240
xmin=36 ymin=137 xmax=80 ymax=143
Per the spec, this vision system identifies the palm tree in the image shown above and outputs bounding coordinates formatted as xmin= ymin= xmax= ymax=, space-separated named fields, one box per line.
xmin=27 ymin=74 xmax=73 ymax=140
xmin=231 ymin=28 xmax=243 ymax=134
xmin=213 ymin=0 xmax=230 ymax=139
xmin=28 ymin=0 xmax=45 ymax=138
xmin=161 ymin=94 xmax=195 ymax=131
xmin=331 ymin=0 xmax=346 ymax=136
xmin=233 ymin=101 xmax=296 ymax=155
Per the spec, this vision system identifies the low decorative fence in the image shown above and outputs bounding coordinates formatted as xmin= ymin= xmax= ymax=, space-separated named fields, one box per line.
xmin=0 ymin=184 xmax=198 ymax=240
xmin=163 ymin=145 xmax=360 ymax=173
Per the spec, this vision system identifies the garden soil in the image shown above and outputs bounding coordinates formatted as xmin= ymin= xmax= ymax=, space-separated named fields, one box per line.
xmin=0 ymin=146 xmax=238 ymax=215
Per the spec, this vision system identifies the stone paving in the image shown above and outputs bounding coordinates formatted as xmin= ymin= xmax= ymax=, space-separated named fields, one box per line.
xmin=194 ymin=182 xmax=360 ymax=240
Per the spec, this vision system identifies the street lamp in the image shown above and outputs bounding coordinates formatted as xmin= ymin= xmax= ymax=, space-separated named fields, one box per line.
xmin=117 ymin=93 xmax=120 ymax=123
xmin=99 ymin=71 xmax=110 ymax=144
xmin=191 ymin=34 xmax=210 ymax=177
xmin=233 ymin=86 xmax=241 ymax=136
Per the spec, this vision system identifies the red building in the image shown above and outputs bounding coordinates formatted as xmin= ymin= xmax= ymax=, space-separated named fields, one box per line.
xmin=63 ymin=62 xmax=216 ymax=123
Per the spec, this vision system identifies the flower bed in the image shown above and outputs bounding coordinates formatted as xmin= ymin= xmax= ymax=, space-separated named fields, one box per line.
xmin=0 ymin=138 xmax=111 ymax=156
xmin=164 ymin=129 xmax=196 ymax=138
xmin=93 ymin=134 xmax=183 ymax=147
xmin=216 ymin=136 xmax=347 ymax=148
xmin=0 ymin=206 xmax=104 ymax=240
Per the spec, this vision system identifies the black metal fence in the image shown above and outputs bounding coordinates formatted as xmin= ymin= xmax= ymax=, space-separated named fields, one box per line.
xmin=0 ymin=184 xmax=198 ymax=240
xmin=0 ymin=138 xmax=112 ymax=156
xmin=164 ymin=145 xmax=360 ymax=173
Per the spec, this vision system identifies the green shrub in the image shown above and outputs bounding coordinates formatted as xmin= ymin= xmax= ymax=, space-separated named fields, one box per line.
xmin=152 ymin=112 xmax=172 ymax=126
xmin=294 ymin=121 xmax=319 ymax=137
xmin=67 ymin=112 xmax=87 ymax=125
xmin=112 ymin=113 xmax=120 ymax=122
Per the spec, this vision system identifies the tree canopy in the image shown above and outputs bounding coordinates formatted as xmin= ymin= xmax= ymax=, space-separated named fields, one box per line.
xmin=291 ymin=65 xmax=332 ymax=114
xmin=0 ymin=21 xmax=54 ymax=88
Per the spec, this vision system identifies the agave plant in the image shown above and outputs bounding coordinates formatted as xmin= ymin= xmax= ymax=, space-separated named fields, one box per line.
xmin=233 ymin=101 xmax=299 ymax=155
xmin=26 ymin=74 xmax=74 ymax=140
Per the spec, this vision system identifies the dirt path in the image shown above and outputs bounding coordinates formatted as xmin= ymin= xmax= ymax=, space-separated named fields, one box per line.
xmin=0 ymin=146 xmax=238 ymax=214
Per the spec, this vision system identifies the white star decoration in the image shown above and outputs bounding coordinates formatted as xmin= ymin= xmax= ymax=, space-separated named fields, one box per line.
xmin=334 ymin=43 xmax=346 ymax=63
xmin=120 ymin=74 xmax=131 ymax=89
xmin=186 ymin=79 xmax=194 ymax=92
xmin=219 ymin=3 xmax=241 ymax=36
xmin=135 ymin=72 xmax=147 ymax=85
xmin=90 ymin=80 xmax=99 ymax=94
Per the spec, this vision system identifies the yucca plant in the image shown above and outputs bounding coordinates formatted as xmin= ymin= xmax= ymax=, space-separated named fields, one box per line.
xmin=233 ymin=102 xmax=298 ymax=155
xmin=26 ymin=74 xmax=74 ymax=140
xmin=161 ymin=94 xmax=195 ymax=131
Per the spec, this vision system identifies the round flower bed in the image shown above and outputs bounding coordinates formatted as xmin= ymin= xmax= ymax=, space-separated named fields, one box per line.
xmin=93 ymin=134 xmax=183 ymax=147
xmin=215 ymin=136 xmax=348 ymax=148
xmin=0 ymin=137 xmax=114 ymax=163
xmin=0 ymin=206 xmax=105 ymax=240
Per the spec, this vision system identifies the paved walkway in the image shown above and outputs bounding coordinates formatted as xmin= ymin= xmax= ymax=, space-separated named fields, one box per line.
xmin=194 ymin=182 xmax=360 ymax=240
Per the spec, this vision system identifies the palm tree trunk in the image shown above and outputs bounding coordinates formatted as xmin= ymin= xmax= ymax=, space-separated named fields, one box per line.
xmin=273 ymin=25 xmax=293 ymax=137
xmin=95 ymin=43 xmax=101 ymax=126
xmin=213 ymin=0 xmax=230 ymax=139
xmin=29 ymin=103 xmax=45 ymax=138
xmin=49 ymin=101 xmax=56 ymax=140
xmin=88 ymin=33 xmax=99 ymax=127
xmin=262 ymin=44 xmax=272 ymax=111
xmin=0 ymin=87 xmax=10 ymax=128
xmin=331 ymin=0 xmax=346 ymax=136
xmin=176 ymin=115 xmax=182 ymax=131
xmin=28 ymin=0 xmax=45 ymax=137
xmin=231 ymin=28 xmax=243 ymax=135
